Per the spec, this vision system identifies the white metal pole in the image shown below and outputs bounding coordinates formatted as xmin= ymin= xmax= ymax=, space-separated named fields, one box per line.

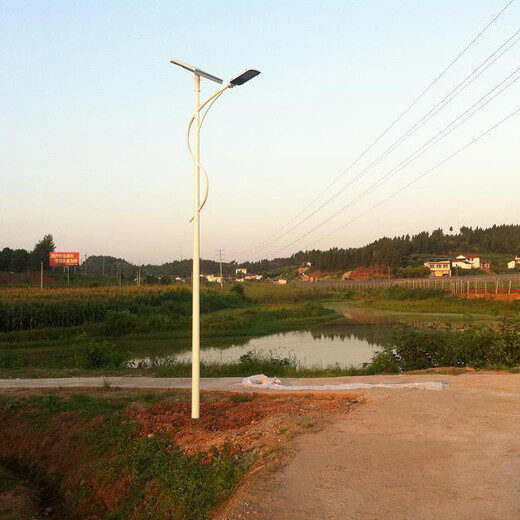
xmin=192 ymin=74 xmax=201 ymax=419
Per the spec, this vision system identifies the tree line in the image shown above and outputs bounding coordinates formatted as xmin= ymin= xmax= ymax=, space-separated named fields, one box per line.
xmin=3 ymin=225 xmax=519 ymax=278
xmin=0 ymin=235 xmax=56 ymax=273
xmin=242 ymin=224 xmax=520 ymax=272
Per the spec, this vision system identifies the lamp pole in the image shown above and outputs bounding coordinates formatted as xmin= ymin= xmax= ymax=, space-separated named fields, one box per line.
xmin=192 ymin=73 xmax=201 ymax=419
xmin=170 ymin=58 xmax=260 ymax=419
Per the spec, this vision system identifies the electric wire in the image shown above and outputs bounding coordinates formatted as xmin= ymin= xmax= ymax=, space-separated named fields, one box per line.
xmin=299 ymin=105 xmax=520 ymax=251
xmin=246 ymin=25 xmax=520 ymax=256
xmin=270 ymin=66 xmax=520 ymax=254
xmin=237 ymin=0 xmax=517 ymax=258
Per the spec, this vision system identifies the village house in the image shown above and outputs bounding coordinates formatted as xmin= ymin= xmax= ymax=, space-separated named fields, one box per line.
xmin=244 ymin=273 xmax=262 ymax=281
xmin=235 ymin=267 xmax=247 ymax=276
xmin=204 ymin=274 xmax=222 ymax=283
xmin=507 ymin=256 xmax=520 ymax=269
xmin=423 ymin=258 xmax=452 ymax=277
xmin=452 ymin=254 xmax=481 ymax=270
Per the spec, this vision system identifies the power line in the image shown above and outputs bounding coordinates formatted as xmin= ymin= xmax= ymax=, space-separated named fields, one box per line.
xmin=246 ymin=24 xmax=520 ymax=257
xmin=300 ymin=106 xmax=520 ymax=252
xmin=238 ymin=0 xmax=517 ymax=258
xmin=270 ymin=65 xmax=520 ymax=255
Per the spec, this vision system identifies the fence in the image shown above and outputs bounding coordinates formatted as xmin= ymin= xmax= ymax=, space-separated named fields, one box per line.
xmin=306 ymin=274 xmax=520 ymax=295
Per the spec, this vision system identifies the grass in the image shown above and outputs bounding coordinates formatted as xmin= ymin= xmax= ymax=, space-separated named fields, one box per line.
xmin=356 ymin=286 xmax=520 ymax=314
xmin=154 ymin=349 xmax=372 ymax=378
xmin=0 ymin=391 xmax=252 ymax=520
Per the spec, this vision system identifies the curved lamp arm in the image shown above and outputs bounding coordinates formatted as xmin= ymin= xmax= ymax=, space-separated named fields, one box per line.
xmin=187 ymin=84 xmax=233 ymax=221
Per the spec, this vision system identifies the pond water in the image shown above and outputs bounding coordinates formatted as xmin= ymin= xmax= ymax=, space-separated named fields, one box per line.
xmin=129 ymin=304 xmax=492 ymax=368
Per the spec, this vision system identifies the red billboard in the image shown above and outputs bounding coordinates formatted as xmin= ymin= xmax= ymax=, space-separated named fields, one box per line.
xmin=49 ymin=252 xmax=80 ymax=267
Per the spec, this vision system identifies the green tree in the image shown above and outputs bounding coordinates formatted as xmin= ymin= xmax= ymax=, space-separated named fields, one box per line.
xmin=0 ymin=247 xmax=13 ymax=271
xmin=31 ymin=234 xmax=56 ymax=270
xmin=11 ymin=249 xmax=30 ymax=273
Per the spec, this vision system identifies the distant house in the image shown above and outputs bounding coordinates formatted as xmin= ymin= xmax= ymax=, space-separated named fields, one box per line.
xmin=424 ymin=258 xmax=452 ymax=277
xmin=205 ymin=274 xmax=222 ymax=283
xmin=244 ymin=273 xmax=262 ymax=281
xmin=275 ymin=278 xmax=288 ymax=285
xmin=507 ymin=256 xmax=520 ymax=269
xmin=235 ymin=267 xmax=247 ymax=276
xmin=453 ymin=254 xmax=481 ymax=270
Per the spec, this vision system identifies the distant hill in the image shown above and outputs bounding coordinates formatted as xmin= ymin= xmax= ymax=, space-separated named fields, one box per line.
xmin=4 ymin=225 xmax=518 ymax=280
xmin=91 ymin=224 xmax=520 ymax=278
xmin=238 ymin=224 xmax=520 ymax=274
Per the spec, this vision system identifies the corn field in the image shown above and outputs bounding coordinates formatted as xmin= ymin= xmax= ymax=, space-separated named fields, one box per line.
xmin=0 ymin=286 xmax=193 ymax=333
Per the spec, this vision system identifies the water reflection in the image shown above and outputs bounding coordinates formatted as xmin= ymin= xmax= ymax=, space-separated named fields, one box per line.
xmin=129 ymin=304 xmax=491 ymax=368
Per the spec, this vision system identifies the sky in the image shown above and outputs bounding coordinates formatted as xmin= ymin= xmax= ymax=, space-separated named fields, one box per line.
xmin=1 ymin=0 xmax=519 ymax=265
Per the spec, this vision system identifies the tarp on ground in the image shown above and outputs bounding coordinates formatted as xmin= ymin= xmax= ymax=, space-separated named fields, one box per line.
xmin=241 ymin=374 xmax=448 ymax=391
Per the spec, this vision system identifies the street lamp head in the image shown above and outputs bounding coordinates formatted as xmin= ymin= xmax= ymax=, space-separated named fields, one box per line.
xmin=229 ymin=69 xmax=261 ymax=86
xmin=170 ymin=57 xmax=223 ymax=84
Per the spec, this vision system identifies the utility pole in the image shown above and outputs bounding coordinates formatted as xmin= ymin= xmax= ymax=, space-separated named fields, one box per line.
xmin=217 ymin=249 xmax=225 ymax=288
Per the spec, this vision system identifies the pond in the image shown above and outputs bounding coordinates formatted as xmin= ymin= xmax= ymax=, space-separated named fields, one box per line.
xmin=128 ymin=303 xmax=492 ymax=368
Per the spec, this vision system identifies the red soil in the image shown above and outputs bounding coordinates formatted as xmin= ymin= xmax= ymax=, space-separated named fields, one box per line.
xmin=127 ymin=392 xmax=360 ymax=455
xmin=348 ymin=264 xmax=393 ymax=280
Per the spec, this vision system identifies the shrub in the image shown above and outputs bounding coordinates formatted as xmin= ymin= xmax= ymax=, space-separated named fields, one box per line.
xmin=102 ymin=310 xmax=138 ymax=336
xmin=394 ymin=266 xmax=431 ymax=278
xmin=229 ymin=283 xmax=245 ymax=297
xmin=73 ymin=333 xmax=126 ymax=369
xmin=370 ymin=315 xmax=520 ymax=372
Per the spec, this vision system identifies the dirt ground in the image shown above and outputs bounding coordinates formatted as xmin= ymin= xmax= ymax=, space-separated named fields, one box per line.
xmin=0 ymin=389 xmax=360 ymax=519
xmin=217 ymin=372 xmax=520 ymax=520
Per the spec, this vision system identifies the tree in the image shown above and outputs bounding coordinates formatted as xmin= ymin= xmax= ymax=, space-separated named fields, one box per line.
xmin=31 ymin=234 xmax=56 ymax=270
xmin=11 ymin=249 xmax=30 ymax=273
xmin=0 ymin=247 xmax=13 ymax=271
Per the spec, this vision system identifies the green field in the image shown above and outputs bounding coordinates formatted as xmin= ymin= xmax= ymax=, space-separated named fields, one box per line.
xmin=1 ymin=284 xmax=519 ymax=378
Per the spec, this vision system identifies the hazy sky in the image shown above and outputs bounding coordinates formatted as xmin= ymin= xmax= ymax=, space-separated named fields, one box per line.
xmin=1 ymin=0 xmax=519 ymax=265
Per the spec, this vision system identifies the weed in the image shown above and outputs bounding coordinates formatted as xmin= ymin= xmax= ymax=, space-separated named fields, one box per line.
xmin=3 ymin=398 xmax=20 ymax=412
xmin=229 ymin=394 xmax=255 ymax=403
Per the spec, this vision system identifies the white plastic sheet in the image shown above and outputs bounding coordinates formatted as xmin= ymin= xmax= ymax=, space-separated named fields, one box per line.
xmin=241 ymin=374 xmax=448 ymax=391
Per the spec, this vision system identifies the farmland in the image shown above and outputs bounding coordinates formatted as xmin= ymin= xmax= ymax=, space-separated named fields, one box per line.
xmin=1 ymin=283 xmax=520 ymax=379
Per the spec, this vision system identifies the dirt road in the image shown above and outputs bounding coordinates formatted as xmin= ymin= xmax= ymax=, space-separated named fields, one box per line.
xmin=219 ymin=372 xmax=520 ymax=520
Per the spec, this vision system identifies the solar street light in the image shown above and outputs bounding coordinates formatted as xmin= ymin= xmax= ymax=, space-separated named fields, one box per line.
xmin=170 ymin=57 xmax=260 ymax=419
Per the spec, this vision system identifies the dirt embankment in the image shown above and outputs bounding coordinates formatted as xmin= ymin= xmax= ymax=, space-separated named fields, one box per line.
xmin=347 ymin=264 xmax=392 ymax=280
xmin=0 ymin=390 xmax=359 ymax=520
xmin=456 ymin=292 xmax=520 ymax=300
